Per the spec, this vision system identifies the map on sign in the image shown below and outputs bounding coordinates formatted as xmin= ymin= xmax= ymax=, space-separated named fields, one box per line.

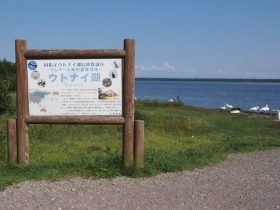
xmin=29 ymin=90 xmax=60 ymax=115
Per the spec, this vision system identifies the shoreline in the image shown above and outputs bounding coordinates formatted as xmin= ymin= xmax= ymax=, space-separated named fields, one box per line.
xmin=136 ymin=78 xmax=280 ymax=83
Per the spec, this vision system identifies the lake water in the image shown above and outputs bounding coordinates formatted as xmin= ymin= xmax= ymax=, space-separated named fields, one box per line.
xmin=135 ymin=80 xmax=280 ymax=112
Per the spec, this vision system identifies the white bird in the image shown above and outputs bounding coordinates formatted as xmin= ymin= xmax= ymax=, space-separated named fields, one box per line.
xmin=168 ymin=99 xmax=174 ymax=102
xmin=249 ymin=106 xmax=259 ymax=112
xmin=259 ymin=105 xmax=269 ymax=114
xmin=226 ymin=103 xmax=234 ymax=109
xmin=230 ymin=110 xmax=241 ymax=114
xmin=220 ymin=104 xmax=227 ymax=110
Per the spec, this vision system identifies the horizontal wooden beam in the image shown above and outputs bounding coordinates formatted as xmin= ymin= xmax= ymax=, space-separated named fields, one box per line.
xmin=24 ymin=49 xmax=126 ymax=59
xmin=25 ymin=116 xmax=125 ymax=125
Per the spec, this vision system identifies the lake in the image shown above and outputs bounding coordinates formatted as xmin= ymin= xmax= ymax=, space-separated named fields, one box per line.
xmin=135 ymin=80 xmax=280 ymax=112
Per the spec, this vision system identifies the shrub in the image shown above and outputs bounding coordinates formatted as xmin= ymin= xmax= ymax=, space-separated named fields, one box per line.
xmin=0 ymin=80 xmax=13 ymax=115
xmin=0 ymin=59 xmax=16 ymax=91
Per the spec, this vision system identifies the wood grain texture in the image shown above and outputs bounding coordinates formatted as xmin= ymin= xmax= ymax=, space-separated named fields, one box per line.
xmin=123 ymin=39 xmax=135 ymax=167
xmin=7 ymin=119 xmax=17 ymax=164
xmin=16 ymin=40 xmax=29 ymax=165
xmin=24 ymin=50 xmax=126 ymax=59
xmin=134 ymin=120 xmax=144 ymax=168
xmin=25 ymin=116 xmax=125 ymax=124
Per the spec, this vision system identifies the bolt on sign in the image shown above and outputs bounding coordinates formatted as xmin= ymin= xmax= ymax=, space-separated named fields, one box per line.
xmin=27 ymin=59 xmax=122 ymax=116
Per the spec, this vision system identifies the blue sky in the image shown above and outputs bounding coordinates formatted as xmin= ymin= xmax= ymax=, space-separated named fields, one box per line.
xmin=1 ymin=0 xmax=279 ymax=78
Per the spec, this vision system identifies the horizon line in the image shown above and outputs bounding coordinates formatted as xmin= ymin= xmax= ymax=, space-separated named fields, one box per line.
xmin=135 ymin=78 xmax=280 ymax=82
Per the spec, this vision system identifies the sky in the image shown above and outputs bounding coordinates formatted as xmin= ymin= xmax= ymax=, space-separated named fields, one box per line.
xmin=1 ymin=0 xmax=279 ymax=79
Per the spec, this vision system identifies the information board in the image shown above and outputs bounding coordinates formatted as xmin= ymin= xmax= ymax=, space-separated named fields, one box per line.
xmin=27 ymin=59 xmax=122 ymax=116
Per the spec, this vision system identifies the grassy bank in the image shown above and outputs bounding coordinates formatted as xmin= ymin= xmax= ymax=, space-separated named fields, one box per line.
xmin=0 ymin=99 xmax=280 ymax=191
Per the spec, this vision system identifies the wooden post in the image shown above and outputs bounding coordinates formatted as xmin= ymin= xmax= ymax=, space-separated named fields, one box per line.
xmin=7 ymin=119 xmax=17 ymax=164
xmin=16 ymin=40 xmax=29 ymax=165
xmin=134 ymin=120 xmax=144 ymax=168
xmin=123 ymin=39 xmax=135 ymax=168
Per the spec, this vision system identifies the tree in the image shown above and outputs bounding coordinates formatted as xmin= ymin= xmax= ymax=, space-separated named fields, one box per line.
xmin=0 ymin=80 xmax=13 ymax=114
xmin=0 ymin=59 xmax=16 ymax=91
xmin=0 ymin=59 xmax=16 ymax=114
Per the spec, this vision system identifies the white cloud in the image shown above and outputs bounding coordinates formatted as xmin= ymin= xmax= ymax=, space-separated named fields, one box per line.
xmin=162 ymin=62 xmax=176 ymax=70
xmin=137 ymin=65 xmax=146 ymax=71
xmin=136 ymin=62 xmax=176 ymax=71
xmin=208 ymin=65 xmax=239 ymax=75
xmin=203 ymin=65 xmax=276 ymax=78
xmin=185 ymin=69 xmax=198 ymax=74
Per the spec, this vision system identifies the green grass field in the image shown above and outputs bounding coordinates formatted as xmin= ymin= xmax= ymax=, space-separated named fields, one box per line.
xmin=0 ymin=99 xmax=280 ymax=191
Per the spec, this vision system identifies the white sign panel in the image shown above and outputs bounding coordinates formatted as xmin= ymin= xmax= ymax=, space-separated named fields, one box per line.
xmin=27 ymin=59 xmax=122 ymax=116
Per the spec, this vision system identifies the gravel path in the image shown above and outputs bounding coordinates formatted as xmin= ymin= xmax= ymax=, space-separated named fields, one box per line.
xmin=1 ymin=148 xmax=280 ymax=210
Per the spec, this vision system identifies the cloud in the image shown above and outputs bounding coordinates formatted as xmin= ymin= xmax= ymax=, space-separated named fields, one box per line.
xmin=205 ymin=65 xmax=275 ymax=78
xmin=185 ymin=69 xmax=198 ymax=74
xmin=136 ymin=62 xmax=176 ymax=71
xmin=207 ymin=65 xmax=239 ymax=75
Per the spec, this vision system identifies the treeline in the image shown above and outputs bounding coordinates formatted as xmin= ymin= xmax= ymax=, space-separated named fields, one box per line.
xmin=0 ymin=59 xmax=16 ymax=115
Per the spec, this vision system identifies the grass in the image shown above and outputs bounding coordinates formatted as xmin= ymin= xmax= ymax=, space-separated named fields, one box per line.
xmin=0 ymin=98 xmax=280 ymax=191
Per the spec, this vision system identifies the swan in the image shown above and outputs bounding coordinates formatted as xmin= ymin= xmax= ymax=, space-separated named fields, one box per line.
xmin=260 ymin=105 xmax=269 ymax=113
xmin=168 ymin=99 xmax=174 ymax=102
xmin=225 ymin=103 xmax=234 ymax=109
xmin=220 ymin=104 xmax=226 ymax=110
xmin=249 ymin=106 xmax=259 ymax=112
xmin=230 ymin=110 xmax=241 ymax=114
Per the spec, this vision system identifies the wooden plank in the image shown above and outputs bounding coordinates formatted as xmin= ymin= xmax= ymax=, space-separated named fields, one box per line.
xmin=16 ymin=40 xmax=29 ymax=165
xmin=24 ymin=49 xmax=126 ymax=59
xmin=25 ymin=116 xmax=125 ymax=124
xmin=7 ymin=119 xmax=17 ymax=164
xmin=134 ymin=120 xmax=144 ymax=168
xmin=123 ymin=39 xmax=135 ymax=167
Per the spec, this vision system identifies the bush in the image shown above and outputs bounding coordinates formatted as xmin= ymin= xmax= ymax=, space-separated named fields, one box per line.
xmin=0 ymin=59 xmax=16 ymax=91
xmin=0 ymin=81 xmax=13 ymax=115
